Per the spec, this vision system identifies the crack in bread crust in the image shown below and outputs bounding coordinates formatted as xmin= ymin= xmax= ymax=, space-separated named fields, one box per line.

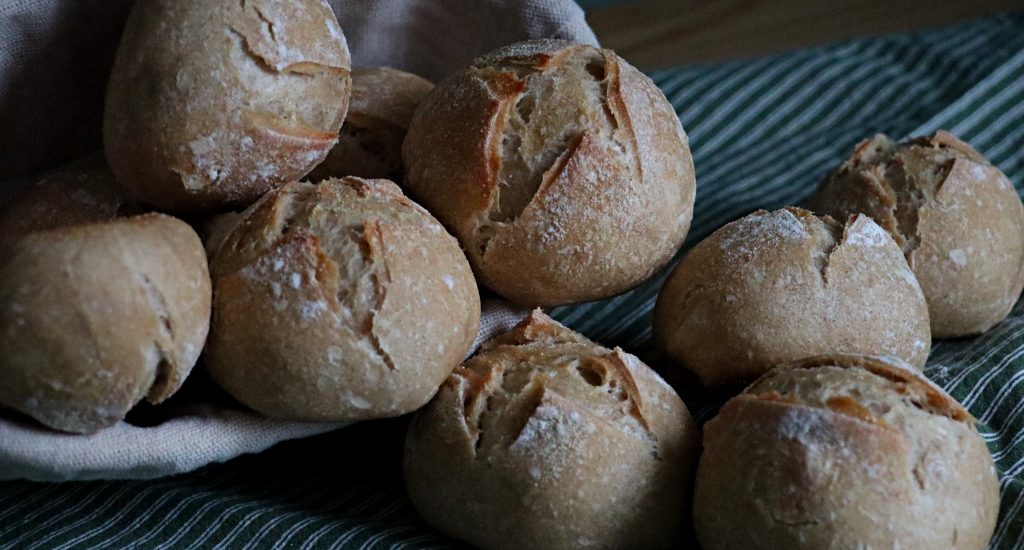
xmin=360 ymin=221 xmax=396 ymax=370
xmin=747 ymin=354 xmax=972 ymax=424
xmin=457 ymin=311 xmax=661 ymax=461
xmin=815 ymin=132 xmax=990 ymax=258
xmin=475 ymin=45 xmax=621 ymax=259
xmin=136 ymin=273 xmax=179 ymax=403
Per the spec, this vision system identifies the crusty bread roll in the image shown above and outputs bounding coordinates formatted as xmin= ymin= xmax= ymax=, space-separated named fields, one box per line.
xmin=0 ymin=214 xmax=212 ymax=433
xmin=654 ymin=207 xmax=930 ymax=385
xmin=0 ymin=168 xmax=143 ymax=237
xmin=693 ymin=354 xmax=1000 ymax=550
xmin=807 ymin=131 xmax=1024 ymax=338
xmin=402 ymin=39 xmax=696 ymax=307
xmin=404 ymin=310 xmax=697 ymax=550
xmin=309 ymin=67 xmax=433 ymax=182
xmin=104 ymin=0 xmax=352 ymax=213
xmin=205 ymin=177 xmax=480 ymax=421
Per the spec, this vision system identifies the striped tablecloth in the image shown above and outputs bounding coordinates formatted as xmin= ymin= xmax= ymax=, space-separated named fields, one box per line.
xmin=2 ymin=12 xmax=1024 ymax=549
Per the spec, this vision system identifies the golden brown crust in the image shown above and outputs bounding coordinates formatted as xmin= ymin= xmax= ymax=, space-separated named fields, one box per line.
xmin=0 ymin=168 xmax=144 ymax=238
xmin=404 ymin=311 xmax=697 ymax=550
xmin=747 ymin=354 xmax=972 ymax=422
xmin=807 ymin=131 xmax=1024 ymax=337
xmin=205 ymin=177 xmax=480 ymax=421
xmin=694 ymin=354 xmax=1000 ymax=550
xmin=0 ymin=214 xmax=211 ymax=433
xmin=309 ymin=67 xmax=434 ymax=182
xmin=104 ymin=0 xmax=352 ymax=213
xmin=654 ymin=207 xmax=931 ymax=385
xmin=402 ymin=39 xmax=695 ymax=307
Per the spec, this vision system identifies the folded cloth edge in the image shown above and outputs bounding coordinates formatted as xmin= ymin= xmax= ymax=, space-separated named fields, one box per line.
xmin=0 ymin=299 xmax=530 ymax=481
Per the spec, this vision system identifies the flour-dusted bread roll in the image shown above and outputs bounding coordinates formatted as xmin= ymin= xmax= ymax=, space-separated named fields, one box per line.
xmin=0 ymin=214 xmax=211 ymax=433
xmin=0 ymin=168 xmax=143 ymax=237
xmin=309 ymin=67 xmax=433 ymax=182
xmin=206 ymin=177 xmax=480 ymax=421
xmin=694 ymin=354 xmax=1000 ymax=550
xmin=104 ymin=0 xmax=352 ymax=213
xmin=404 ymin=310 xmax=697 ymax=550
xmin=403 ymin=39 xmax=696 ymax=307
xmin=807 ymin=131 xmax=1024 ymax=337
xmin=654 ymin=207 xmax=930 ymax=385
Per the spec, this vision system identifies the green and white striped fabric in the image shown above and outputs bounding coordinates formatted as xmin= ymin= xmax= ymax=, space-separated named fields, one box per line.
xmin=3 ymin=13 xmax=1024 ymax=549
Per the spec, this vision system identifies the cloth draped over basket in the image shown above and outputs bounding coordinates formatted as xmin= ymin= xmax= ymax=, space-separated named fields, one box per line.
xmin=0 ymin=0 xmax=599 ymax=481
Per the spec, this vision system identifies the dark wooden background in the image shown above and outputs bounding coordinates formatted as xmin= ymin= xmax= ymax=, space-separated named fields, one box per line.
xmin=584 ymin=0 xmax=1023 ymax=69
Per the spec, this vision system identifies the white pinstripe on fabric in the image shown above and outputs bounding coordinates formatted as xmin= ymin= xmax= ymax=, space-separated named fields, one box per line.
xmin=0 ymin=483 xmax=66 ymax=527
xmin=3 ymin=483 xmax=119 ymax=548
xmin=43 ymin=481 xmax=166 ymax=550
xmin=106 ymin=475 xmax=261 ymax=550
xmin=236 ymin=487 xmax=349 ymax=549
xmin=264 ymin=483 xmax=369 ymax=550
xmin=186 ymin=478 xmax=314 ymax=550
xmin=296 ymin=490 xmax=401 ymax=550
xmin=324 ymin=499 xmax=409 ymax=550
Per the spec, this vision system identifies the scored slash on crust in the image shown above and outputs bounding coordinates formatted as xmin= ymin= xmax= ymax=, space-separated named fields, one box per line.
xmin=210 ymin=177 xmax=474 ymax=410
xmin=811 ymin=132 xmax=992 ymax=260
xmin=743 ymin=354 xmax=973 ymax=425
xmin=454 ymin=311 xmax=658 ymax=458
xmin=105 ymin=0 xmax=352 ymax=212
xmin=359 ymin=220 xmax=397 ymax=371
xmin=233 ymin=0 xmax=350 ymax=76
xmin=474 ymin=45 xmax=633 ymax=261
xmin=223 ymin=219 xmax=396 ymax=371
xmin=808 ymin=130 xmax=1024 ymax=337
xmin=135 ymin=273 xmax=180 ymax=403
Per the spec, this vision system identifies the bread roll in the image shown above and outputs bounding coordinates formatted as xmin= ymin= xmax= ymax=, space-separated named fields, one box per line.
xmin=0 ymin=214 xmax=212 ymax=433
xmin=404 ymin=310 xmax=697 ymax=550
xmin=807 ymin=131 xmax=1024 ymax=337
xmin=104 ymin=0 xmax=352 ymax=213
xmin=0 ymin=168 xmax=143 ymax=238
xmin=206 ymin=177 xmax=480 ymax=421
xmin=309 ymin=67 xmax=433 ymax=182
xmin=694 ymin=354 xmax=999 ymax=550
xmin=402 ymin=39 xmax=696 ymax=307
xmin=654 ymin=207 xmax=930 ymax=385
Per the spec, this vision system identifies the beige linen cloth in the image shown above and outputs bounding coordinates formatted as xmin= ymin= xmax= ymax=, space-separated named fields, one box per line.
xmin=0 ymin=0 xmax=597 ymax=481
